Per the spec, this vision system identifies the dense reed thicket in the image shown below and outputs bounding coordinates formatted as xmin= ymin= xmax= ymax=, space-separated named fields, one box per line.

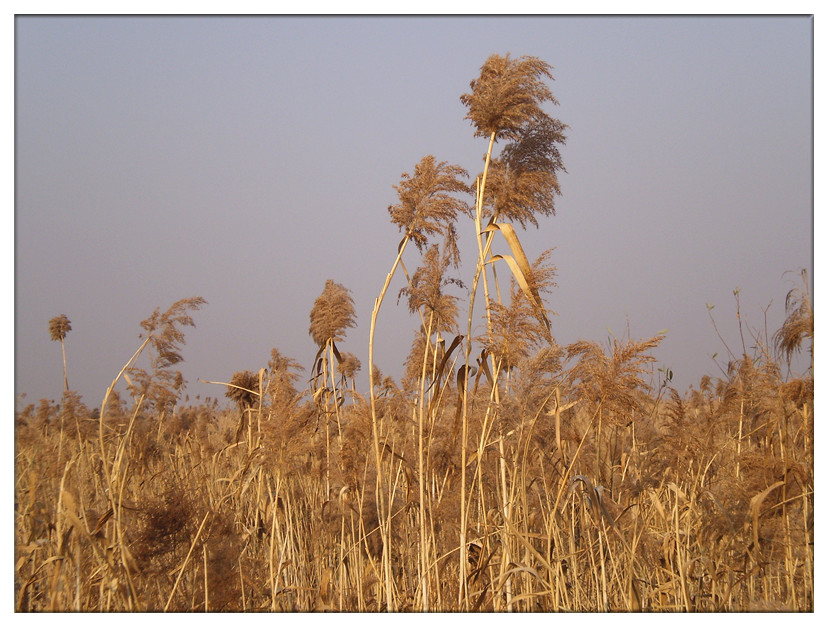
xmin=15 ymin=54 xmax=813 ymax=612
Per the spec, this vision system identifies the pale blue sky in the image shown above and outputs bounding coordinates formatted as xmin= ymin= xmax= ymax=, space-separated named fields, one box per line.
xmin=14 ymin=15 xmax=813 ymax=407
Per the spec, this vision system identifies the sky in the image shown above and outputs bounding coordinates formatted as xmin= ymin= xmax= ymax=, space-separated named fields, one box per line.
xmin=13 ymin=15 xmax=814 ymax=410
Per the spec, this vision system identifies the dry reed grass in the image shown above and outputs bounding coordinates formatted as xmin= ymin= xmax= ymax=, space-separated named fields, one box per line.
xmin=14 ymin=299 xmax=814 ymax=611
xmin=15 ymin=54 xmax=812 ymax=613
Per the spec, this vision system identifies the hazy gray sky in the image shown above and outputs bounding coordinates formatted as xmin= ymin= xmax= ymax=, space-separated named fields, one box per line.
xmin=14 ymin=15 xmax=813 ymax=408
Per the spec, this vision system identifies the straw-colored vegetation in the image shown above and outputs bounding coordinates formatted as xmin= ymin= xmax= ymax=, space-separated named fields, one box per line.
xmin=16 ymin=54 xmax=813 ymax=612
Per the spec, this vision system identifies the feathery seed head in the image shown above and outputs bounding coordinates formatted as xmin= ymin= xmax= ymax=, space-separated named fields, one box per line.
xmin=339 ymin=351 xmax=362 ymax=380
xmin=226 ymin=370 xmax=259 ymax=409
xmin=479 ymin=103 xmax=567 ymax=227
xmin=309 ymin=279 xmax=357 ymax=347
xmin=774 ymin=269 xmax=813 ymax=367
xmin=48 ymin=314 xmax=71 ymax=342
xmin=460 ymin=53 xmax=558 ymax=141
xmin=388 ymin=155 xmax=470 ymax=253
xmin=399 ymin=245 xmax=463 ymax=335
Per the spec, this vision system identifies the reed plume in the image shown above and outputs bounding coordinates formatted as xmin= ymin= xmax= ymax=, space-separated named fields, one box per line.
xmin=460 ymin=53 xmax=558 ymax=142
xmin=126 ymin=297 xmax=207 ymax=412
xmin=482 ymin=116 xmax=567 ymax=228
xmin=566 ymin=333 xmax=664 ymax=486
xmin=265 ymin=347 xmax=304 ymax=405
xmin=484 ymin=249 xmax=558 ymax=371
xmin=774 ymin=268 xmax=813 ymax=369
xmin=387 ymin=155 xmax=470 ymax=254
xmin=138 ymin=297 xmax=207 ymax=368
xmin=309 ymin=279 xmax=356 ymax=348
xmin=48 ymin=314 xmax=72 ymax=342
xmin=226 ymin=370 xmax=259 ymax=410
xmin=48 ymin=314 xmax=72 ymax=392
xmin=566 ymin=333 xmax=663 ymax=423
xmin=399 ymin=244 xmax=463 ymax=335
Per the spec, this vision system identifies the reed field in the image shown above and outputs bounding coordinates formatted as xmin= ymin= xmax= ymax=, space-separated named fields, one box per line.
xmin=14 ymin=54 xmax=813 ymax=612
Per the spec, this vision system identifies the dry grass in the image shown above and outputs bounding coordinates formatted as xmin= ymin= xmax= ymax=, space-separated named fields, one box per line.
xmin=15 ymin=53 xmax=813 ymax=613
xmin=15 ymin=291 xmax=814 ymax=612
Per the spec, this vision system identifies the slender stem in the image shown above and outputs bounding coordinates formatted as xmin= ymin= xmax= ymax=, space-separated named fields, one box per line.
xmin=474 ymin=179 xmax=495 ymax=346
xmin=476 ymin=133 xmax=501 ymax=349
xmin=99 ymin=336 xmax=151 ymax=506
xmin=498 ymin=431 xmax=513 ymax=610
xmin=367 ymin=234 xmax=410 ymax=611
xmin=459 ymin=130 xmax=497 ymax=608
xmin=417 ymin=312 xmax=434 ymax=611
xmin=164 ymin=511 xmax=210 ymax=612
xmin=61 ymin=339 xmax=69 ymax=392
